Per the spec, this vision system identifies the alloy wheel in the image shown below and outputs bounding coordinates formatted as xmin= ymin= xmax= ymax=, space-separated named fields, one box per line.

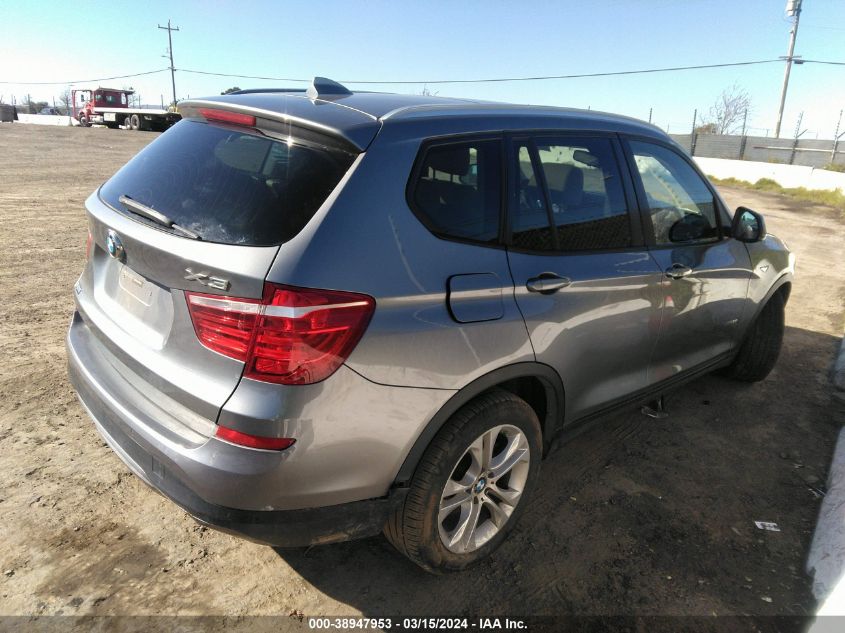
xmin=437 ymin=424 xmax=531 ymax=554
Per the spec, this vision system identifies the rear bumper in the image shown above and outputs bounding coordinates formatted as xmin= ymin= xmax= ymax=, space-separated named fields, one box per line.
xmin=66 ymin=310 xmax=412 ymax=546
xmin=78 ymin=388 xmax=406 ymax=546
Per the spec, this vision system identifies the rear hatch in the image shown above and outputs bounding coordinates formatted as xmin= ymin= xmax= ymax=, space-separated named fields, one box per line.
xmin=75 ymin=105 xmax=365 ymax=435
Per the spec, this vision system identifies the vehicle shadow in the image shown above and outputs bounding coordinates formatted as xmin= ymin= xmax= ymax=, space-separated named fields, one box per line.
xmin=275 ymin=326 xmax=841 ymax=616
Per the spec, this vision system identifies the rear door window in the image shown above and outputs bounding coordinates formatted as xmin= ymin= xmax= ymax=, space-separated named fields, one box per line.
xmin=100 ymin=120 xmax=356 ymax=246
xmin=511 ymin=136 xmax=632 ymax=252
xmin=410 ymin=139 xmax=502 ymax=244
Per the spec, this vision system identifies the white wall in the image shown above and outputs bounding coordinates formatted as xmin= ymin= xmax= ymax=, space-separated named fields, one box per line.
xmin=807 ymin=428 xmax=845 ymax=619
xmin=15 ymin=114 xmax=76 ymax=126
xmin=695 ymin=157 xmax=845 ymax=193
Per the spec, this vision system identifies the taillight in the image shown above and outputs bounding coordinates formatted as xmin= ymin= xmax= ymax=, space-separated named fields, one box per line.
xmin=184 ymin=294 xmax=262 ymax=360
xmin=85 ymin=230 xmax=93 ymax=259
xmin=186 ymin=283 xmax=375 ymax=385
xmin=215 ymin=425 xmax=295 ymax=451
xmin=198 ymin=108 xmax=256 ymax=127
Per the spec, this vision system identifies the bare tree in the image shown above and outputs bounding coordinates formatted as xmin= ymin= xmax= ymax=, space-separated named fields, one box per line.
xmin=58 ymin=87 xmax=72 ymax=114
xmin=703 ymin=84 xmax=751 ymax=135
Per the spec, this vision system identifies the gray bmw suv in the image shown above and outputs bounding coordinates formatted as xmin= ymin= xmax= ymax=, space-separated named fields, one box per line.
xmin=67 ymin=77 xmax=794 ymax=572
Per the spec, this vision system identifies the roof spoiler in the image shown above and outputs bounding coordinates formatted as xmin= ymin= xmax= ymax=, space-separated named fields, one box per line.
xmin=306 ymin=77 xmax=352 ymax=99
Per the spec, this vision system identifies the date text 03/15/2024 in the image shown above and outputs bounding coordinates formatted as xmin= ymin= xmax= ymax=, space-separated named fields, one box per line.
xmin=306 ymin=618 xmax=528 ymax=630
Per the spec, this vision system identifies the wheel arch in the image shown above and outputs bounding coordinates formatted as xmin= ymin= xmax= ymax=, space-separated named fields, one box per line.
xmin=393 ymin=362 xmax=564 ymax=486
xmin=775 ymin=277 xmax=792 ymax=304
xmin=751 ymin=272 xmax=793 ymax=321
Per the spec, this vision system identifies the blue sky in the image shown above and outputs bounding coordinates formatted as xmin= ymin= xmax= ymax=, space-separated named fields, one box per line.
xmin=2 ymin=0 xmax=844 ymax=138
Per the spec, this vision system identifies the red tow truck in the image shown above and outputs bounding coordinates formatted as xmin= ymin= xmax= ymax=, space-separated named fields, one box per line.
xmin=72 ymin=87 xmax=181 ymax=131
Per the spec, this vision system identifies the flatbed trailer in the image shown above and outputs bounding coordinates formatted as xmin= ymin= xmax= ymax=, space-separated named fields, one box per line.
xmin=72 ymin=87 xmax=181 ymax=131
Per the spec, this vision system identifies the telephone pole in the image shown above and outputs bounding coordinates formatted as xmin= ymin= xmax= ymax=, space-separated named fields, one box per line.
xmin=158 ymin=20 xmax=180 ymax=107
xmin=775 ymin=0 xmax=802 ymax=138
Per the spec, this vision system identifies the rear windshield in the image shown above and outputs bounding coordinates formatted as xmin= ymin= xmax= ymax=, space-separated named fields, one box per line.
xmin=99 ymin=120 xmax=356 ymax=246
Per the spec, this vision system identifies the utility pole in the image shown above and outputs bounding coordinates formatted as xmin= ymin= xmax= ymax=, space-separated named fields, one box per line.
xmin=158 ymin=19 xmax=180 ymax=107
xmin=775 ymin=0 xmax=802 ymax=138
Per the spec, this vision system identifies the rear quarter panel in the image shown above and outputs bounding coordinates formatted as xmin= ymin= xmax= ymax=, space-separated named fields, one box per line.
xmin=264 ymin=123 xmax=535 ymax=390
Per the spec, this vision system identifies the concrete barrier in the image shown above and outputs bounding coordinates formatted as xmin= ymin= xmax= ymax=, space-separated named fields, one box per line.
xmin=15 ymin=114 xmax=76 ymax=126
xmin=807 ymin=427 xmax=845 ymax=619
xmin=695 ymin=157 xmax=845 ymax=193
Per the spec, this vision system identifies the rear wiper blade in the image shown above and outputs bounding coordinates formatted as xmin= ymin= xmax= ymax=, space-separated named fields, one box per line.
xmin=118 ymin=195 xmax=201 ymax=240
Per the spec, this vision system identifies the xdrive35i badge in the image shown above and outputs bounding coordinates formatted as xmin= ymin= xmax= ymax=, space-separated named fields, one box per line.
xmin=105 ymin=230 xmax=125 ymax=261
xmin=184 ymin=268 xmax=230 ymax=291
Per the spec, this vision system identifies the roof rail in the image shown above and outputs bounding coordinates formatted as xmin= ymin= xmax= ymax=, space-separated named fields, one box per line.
xmin=306 ymin=77 xmax=352 ymax=99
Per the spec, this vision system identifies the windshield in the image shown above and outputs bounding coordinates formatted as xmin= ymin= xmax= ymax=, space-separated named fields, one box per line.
xmin=99 ymin=119 xmax=357 ymax=245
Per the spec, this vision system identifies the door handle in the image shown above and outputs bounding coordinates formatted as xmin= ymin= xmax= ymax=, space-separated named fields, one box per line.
xmin=526 ymin=273 xmax=572 ymax=294
xmin=665 ymin=263 xmax=693 ymax=279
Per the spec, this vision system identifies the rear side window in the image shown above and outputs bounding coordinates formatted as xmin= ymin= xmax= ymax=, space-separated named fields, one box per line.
xmin=511 ymin=137 xmax=631 ymax=252
xmin=100 ymin=120 xmax=356 ymax=246
xmin=410 ymin=140 xmax=502 ymax=244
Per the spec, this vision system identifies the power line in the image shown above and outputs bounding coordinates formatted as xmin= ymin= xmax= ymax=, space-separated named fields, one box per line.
xmin=179 ymin=59 xmax=787 ymax=85
xmin=177 ymin=69 xmax=310 ymax=83
xmin=801 ymin=59 xmax=845 ymax=66
xmin=0 ymin=68 xmax=170 ymax=86
xmin=2 ymin=58 xmax=842 ymax=89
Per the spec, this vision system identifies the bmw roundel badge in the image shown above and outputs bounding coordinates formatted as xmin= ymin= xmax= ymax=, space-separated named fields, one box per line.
xmin=106 ymin=229 xmax=125 ymax=261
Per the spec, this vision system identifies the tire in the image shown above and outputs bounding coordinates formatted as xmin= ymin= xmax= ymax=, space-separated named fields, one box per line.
xmin=723 ymin=291 xmax=785 ymax=382
xmin=78 ymin=113 xmax=90 ymax=127
xmin=129 ymin=114 xmax=141 ymax=131
xmin=384 ymin=390 xmax=542 ymax=573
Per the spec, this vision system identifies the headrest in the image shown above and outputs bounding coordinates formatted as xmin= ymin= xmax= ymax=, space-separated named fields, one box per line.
xmin=427 ymin=147 xmax=470 ymax=176
xmin=562 ymin=167 xmax=584 ymax=206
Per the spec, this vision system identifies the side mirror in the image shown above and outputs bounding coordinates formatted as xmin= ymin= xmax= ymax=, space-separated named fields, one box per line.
xmin=731 ymin=207 xmax=767 ymax=242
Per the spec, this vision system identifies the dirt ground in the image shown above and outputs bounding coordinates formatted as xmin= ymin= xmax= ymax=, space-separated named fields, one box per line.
xmin=1 ymin=123 xmax=844 ymax=620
